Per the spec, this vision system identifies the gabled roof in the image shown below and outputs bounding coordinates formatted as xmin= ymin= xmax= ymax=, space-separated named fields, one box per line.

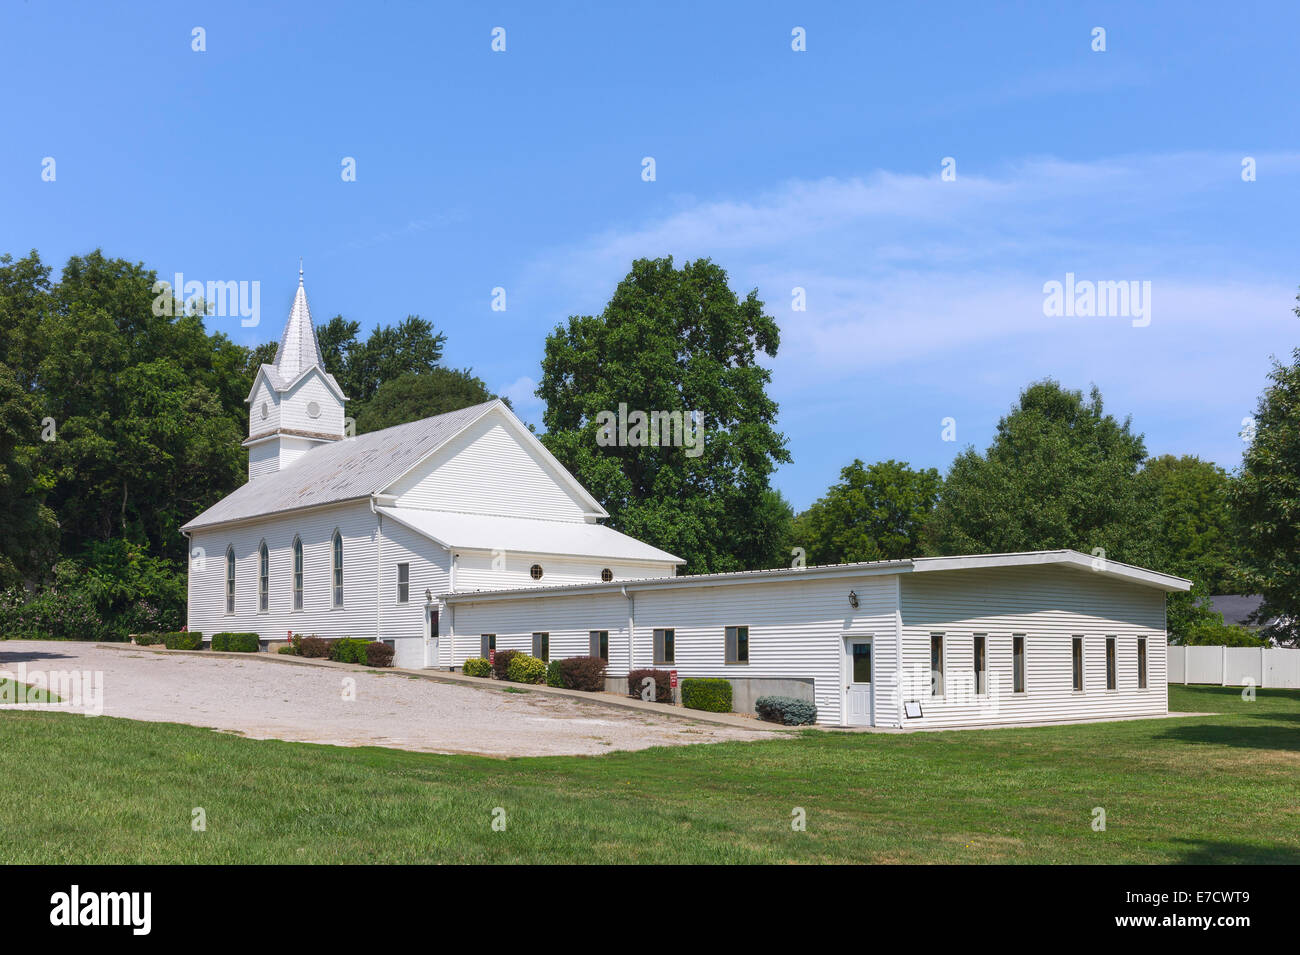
xmin=378 ymin=506 xmax=682 ymax=564
xmin=444 ymin=549 xmax=1191 ymax=602
xmin=183 ymin=401 xmax=501 ymax=531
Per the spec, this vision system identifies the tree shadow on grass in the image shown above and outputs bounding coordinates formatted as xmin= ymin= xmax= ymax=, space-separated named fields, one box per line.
xmin=1170 ymin=838 xmax=1300 ymax=865
xmin=1155 ymin=722 xmax=1300 ymax=752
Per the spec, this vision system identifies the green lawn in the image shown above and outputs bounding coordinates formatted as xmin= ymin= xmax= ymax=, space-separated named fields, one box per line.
xmin=0 ymin=678 xmax=61 ymax=703
xmin=1 ymin=684 xmax=1296 ymax=864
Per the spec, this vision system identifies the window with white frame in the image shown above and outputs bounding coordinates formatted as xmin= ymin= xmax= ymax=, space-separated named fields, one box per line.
xmin=292 ymin=536 xmax=303 ymax=610
xmin=258 ymin=541 xmax=269 ymax=612
xmin=1105 ymin=636 xmax=1116 ymax=690
xmin=1072 ymin=636 xmax=1084 ymax=692
xmin=331 ymin=530 xmax=344 ymax=607
xmin=480 ymin=634 xmax=495 ymax=657
xmin=532 ymin=632 xmax=549 ymax=662
xmin=397 ymin=562 xmax=409 ymax=603
xmin=930 ymin=634 xmax=944 ymax=696
xmin=1137 ymin=637 xmax=1148 ymax=689
xmin=973 ymin=634 xmax=987 ymax=695
xmin=653 ymin=628 xmax=675 ymax=665
xmin=225 ymin=546 xmax=236 ymax=614
xmin=590 ymin=630 xmax=608 ymax=661
xmin=725 ymin=625 xmax=749 ymax=664
xmin=1012 ymin=635 xmax=1026 ymax=693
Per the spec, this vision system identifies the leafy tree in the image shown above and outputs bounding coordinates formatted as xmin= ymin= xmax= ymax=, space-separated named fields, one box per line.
xmin=1231 ymin=320 xmax=1300 ymax=644
xmin=355 ymin=368 xmax=505 ymax=433
xmin=319 ymin=314 xmax=446 ymax=403
xmin=538 ymin=257 xmax=790 ymax=573
xmin=0 ymin=362 xmax=58 ymax=587
xmin=793 ymin=459 xmax=941 ymax=564
xmin=927 ymin=380 xmax=1148 ymax=562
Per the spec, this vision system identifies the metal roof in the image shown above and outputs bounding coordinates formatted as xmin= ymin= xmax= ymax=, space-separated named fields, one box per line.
xmin=182 ymin=400 xmax=500 ymax=531
xmin=273 ymin=272 xmax=327 ymax=380
xmin=443 ymin=549 xmax=1192 ymax=602
xmin=377 ymin=506 xmax=682 ymax=564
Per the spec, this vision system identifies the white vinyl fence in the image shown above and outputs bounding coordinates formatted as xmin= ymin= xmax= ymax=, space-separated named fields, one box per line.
xmin=1167 ymin=644 xmax=1300 ymax=688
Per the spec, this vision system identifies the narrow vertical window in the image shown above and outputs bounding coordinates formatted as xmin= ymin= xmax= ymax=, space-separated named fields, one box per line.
xmin=590 ymin=630 xmax=608 ymax=661
xmin=654 ymin=628 xmax=675 ymax=665
xmin=532 ymin=631 xmax=549 ymax=662
xmin=930 ymin=634 xmax=944 ymax=696
xmin=1105 ymin=636 xmax=1116 ymax=690
xmin=1072 ymin=636 xmax=1084 ymax=691
xmin=397 ymin=562 xmax=410 ymax=603
xmin=480 ymin=634 xmax=495 ymax=657
xmin=225 ymin=546 xmax=236 ymax=614
xmin=258 ymin=541 xmax=269 ymax=612
xmin=725 ymin=625 xmax=749 ymax=664
xmin=1137 ymin=637 xmax=1147 ymax=689
xmin=973 ymin=635 xmax=986 ymax=695
xmin=331 ymin=530 xmax=344 ymax=607
xmin=292 ymin=536 xmax=303 ymax=610
xmin=1012 ymin=635 xmax=1026 ymax=693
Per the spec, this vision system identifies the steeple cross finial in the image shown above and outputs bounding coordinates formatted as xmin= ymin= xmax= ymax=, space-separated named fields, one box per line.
xmin=299 ymin=257 xmax=304 ymax=285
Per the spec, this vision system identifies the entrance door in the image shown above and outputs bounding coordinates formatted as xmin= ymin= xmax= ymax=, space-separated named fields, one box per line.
xmin=844 ymin=637 xmax=873 ymax=726
xmin=425 ymin=605 xmax=439 ymax=668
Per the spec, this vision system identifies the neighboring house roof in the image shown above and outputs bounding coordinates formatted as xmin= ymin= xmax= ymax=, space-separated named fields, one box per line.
xmin=1209 ymin=594 xmax=1265 ymax=629
xmin=378 ymin=506 xmax=682 ymax=564
xmin=182 ymin=401 xmax=500 ymax=530
xmin=444 ymin=549 xmax=1192 ymax=602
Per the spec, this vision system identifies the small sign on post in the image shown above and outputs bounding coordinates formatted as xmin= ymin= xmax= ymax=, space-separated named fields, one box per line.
xmin=670 ymin=670 xmax=678 ymax=689
xmin=489 ymin=648 xmax=495 ymax=665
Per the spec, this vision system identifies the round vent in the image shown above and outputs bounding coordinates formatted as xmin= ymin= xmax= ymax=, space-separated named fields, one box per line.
xmin=601 ymin=568 xmax=613 ymax=582
xmin=260 ymin=402 xmax=268 ymax=420
xmin=529 ymin=564 xmax=544 ymax=580
xmin=306 ymin=400 xmax=322 ymax=419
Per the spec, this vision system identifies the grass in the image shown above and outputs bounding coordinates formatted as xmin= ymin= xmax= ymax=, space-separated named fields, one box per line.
xmin=0 ymin=678 xmax=62 ymax=703
xmin=0 ymin=684 xmax=1296 ymax=864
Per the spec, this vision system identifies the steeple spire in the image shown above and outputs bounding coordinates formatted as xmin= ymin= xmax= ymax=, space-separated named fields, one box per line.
xmin=272 ymin=264 xmax=326 ymax=380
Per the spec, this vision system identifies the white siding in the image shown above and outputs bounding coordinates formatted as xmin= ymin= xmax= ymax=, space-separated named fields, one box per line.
xmin=388 ymin=412 xmax=591 ymax=521
xmin=453 ymin=550 xmax=673 ymax=592
xmin=377 ymin=515 xmax=451 ymax=663
xmin=279 ymin=369 xmax=345 ymax=437
xmin=248 ymin=440 xmax=279 ymax=481
xmin=452 ymin=593 xmax=631 ymax=672
xmin=898 ymin=565 xmax=1168 ymax=728
xmin=248 ymin=376 xmax=281 ymax=437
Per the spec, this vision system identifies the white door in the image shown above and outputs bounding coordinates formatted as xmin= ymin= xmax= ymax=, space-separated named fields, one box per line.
xmin=424 ymin=605 xmax=439 ymax=668
xmin=844 ymin=637 xmax=873 ymax=726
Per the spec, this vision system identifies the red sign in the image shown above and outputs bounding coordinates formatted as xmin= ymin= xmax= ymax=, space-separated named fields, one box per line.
xmin=670 ymin=669 xmax=678 ymax=689
xmin=489 ymin=648 xmax=496 ymax=664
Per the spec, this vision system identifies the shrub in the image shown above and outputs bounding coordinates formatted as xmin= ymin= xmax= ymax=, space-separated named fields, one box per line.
xmin=506 ymin=653 xmax=547 ymax=685
xmin=490 ymin=648 xmax=518 ymax=681
xmin=560 ymin=655 xmax=607 ymax=692
xmin=681 ymin=678 xmax=733 ymax=713
xmin=755 ymin=695 xmax=818 ymax=726
xmin=329 ymin=638 xmax=369 ymax=664
xmin=211 ymin=632 xmax=260 ymax=652
xmin=276 ymin=645 xmax=298 ymax=655
xmin=462 ymin=657 xmax=492 ymax=678
xmin=133 ymin=632 xmax=164 ymax=646
xmin=365 ymin=641 xmax=395 ymax=668
xmin=627 ymin=668 xmax=673 ymax=703
xmin=298 ymin=635 xmax=329 ymax=658
xmin=546 ymin=658 xmax=565 ymax=687
xmin=162 ymin=631 xmax=202 ymax=650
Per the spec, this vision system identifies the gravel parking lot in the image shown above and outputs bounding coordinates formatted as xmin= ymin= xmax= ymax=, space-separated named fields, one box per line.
xmin=0 ymin=641 xmax=775 ymax=757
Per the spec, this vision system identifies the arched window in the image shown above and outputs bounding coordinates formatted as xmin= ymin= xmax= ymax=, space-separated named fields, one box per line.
xmin=258 ymin=541 xmax=269 ymax=612
xmin=292 ymin=536 xmax=303 ymax=610
xmin=225 ymin=547 xmax=236 ymax=614
xmin=332 ymin=530 xmax=344 ymax=607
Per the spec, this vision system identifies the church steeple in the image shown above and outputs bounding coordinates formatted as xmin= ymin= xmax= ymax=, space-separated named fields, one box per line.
xmin=243 ymin=267 xmax=348 ymax=480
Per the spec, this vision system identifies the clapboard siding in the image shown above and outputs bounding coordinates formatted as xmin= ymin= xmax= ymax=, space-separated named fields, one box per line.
xmin=248 ymin=440 xmax=279 ymax=481
xmin=279 ymin=369 xmax=346 ymax=437
xmin=454 ymin=550 xmax=672 ymax=592
xmin=376 ymin=515 xmax=451 ymax=666
xmin=451 ymin=593 xmax=631 ymax=672
xmin=898 ymin=565 xmax=1167 ymax=728
xmin=248 ymin=375 xmax=281 ymax=435
xmin=187 ymin=501 xmax=380 ymax=642
xmin=388 ymin=412 xmax=591 ymax=521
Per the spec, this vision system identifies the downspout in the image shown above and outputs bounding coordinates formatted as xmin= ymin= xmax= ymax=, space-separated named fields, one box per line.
xmin=894 ymin=574 xmax=905 ymax=728
xmin=621 ymin=585 xmax=635 ymax=680
xmin=447 ymin=552 xmax=458 ymax=669
xmin=181 ymin=529 xmax=192 ymax=634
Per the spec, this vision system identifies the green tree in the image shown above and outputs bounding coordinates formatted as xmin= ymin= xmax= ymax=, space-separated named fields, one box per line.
xmin=355 ymin=368 xmax=505 ymax=433
xmin=1231 ymin=317 xmax=1300 ymax=645
xmin=319 ymin=314 xmax=446 ymax=403
xmin=793 ymin=459 xmax=941 ymax=564
xmin=538 ymin=257 xmax=790 ymax=573
xmin=0 ymin=362 xmax=59 ymax=587
xmin=928 ymin=380 xmax=1148 ymax=562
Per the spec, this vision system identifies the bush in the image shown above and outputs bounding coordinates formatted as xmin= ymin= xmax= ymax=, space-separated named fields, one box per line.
xmin=132 ymin=632 xmax=164 ymax=646
xmin=298 ymin=635 xmax=329 ymax=658
xmin=365 ymin=641 xmax=395 ymax=668
xmin=462 ymin=657 xmax=492 ymax=678
xmin=755 ymin=695 xmax=818 ymax=726
xmin=627 ymin=668 xmax=673 ymax=703
xmin=329 ymin=638 xmax=369 ymax=664
xmin=506 ymin=653 xmax=547 ymax=684
xmin=211 ymin=632 xmax=260 ymax=652
xmin=276 ymin=645 xmax=298 ymax=655
xmin=490 ymin=648 xmax=518 ymax=681
xmin=681 ymin=678 xmax=733 ymax=713
xmin=560 ymin=655 xmax=607 ymax=692
xmin=162 ymin=631 xmax=202 ymax=650
xmin=546 ymin=658 xmax=565 ymax=687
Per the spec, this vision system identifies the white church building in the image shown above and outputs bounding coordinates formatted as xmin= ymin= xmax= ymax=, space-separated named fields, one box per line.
xmin=183 ymin=277 xmax=1190 ymax=728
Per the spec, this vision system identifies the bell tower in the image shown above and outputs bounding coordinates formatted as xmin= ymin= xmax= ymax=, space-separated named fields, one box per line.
xmin=244 ymin=266 xmax=348 ymax=480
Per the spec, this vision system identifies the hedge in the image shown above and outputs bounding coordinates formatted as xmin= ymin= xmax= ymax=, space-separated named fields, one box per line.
xmin=506 ymin=653 xmax=547 ymax=685
xmin=133 ymin=633 xmax=164 ymax=646
xmin=681 ymin=678 xmax=732 ymax=713
xmin=211 ymin=632 xmax=260 ymax=653
xmin=298 ymin=636 xmax=329 ymax=658
xmin=490 ymin=648 xmax=518 ymax=681
xmin=329 ymin=638 xmax=369 ymax=665
xmin=365 ymin=641 xmax=394 ymax=668
xmin=162 ymin=631 xmax=202 ymax=650
xmin=755 ymin=695 xmax=818 ymax=726
xmin=559 ymin=655 xmax=607 ymax=692
xmin=462 ymin=657 xmax=492 ymax=678
xmin=627 ymin=668 xmax=673 ymax=703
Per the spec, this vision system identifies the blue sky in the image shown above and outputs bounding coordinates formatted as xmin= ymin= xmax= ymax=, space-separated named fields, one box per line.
xmin=2 ymin=1 xmax=1298 ymax=510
